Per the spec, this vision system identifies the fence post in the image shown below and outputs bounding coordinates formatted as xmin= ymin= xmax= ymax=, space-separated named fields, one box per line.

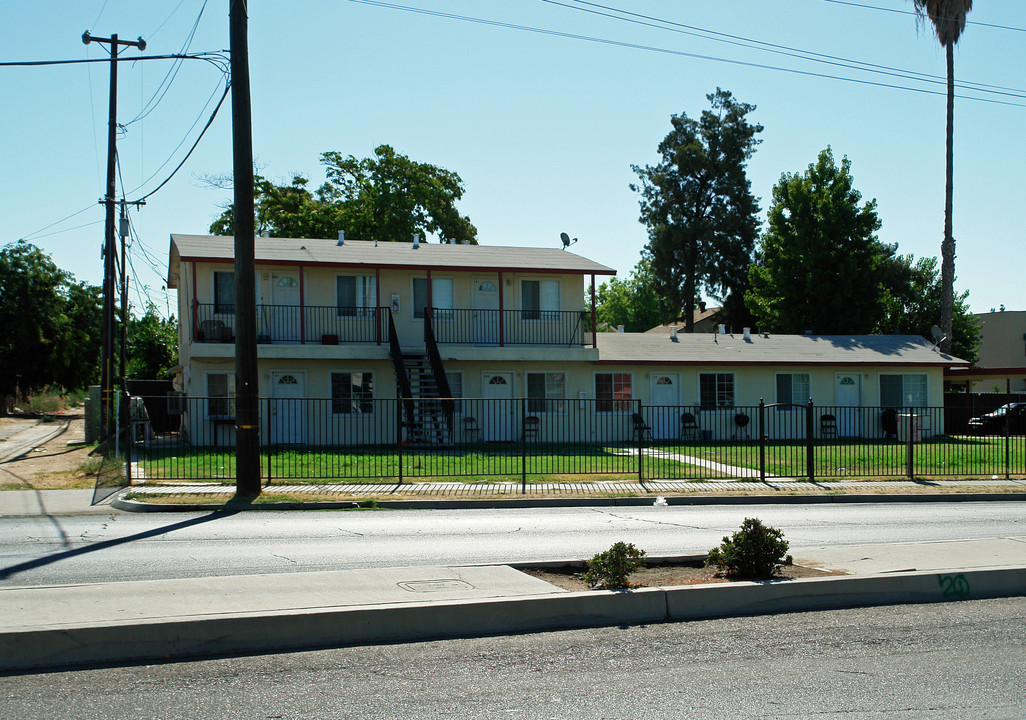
xmin=906 ymin=406 xmax=914 ymax=480
xmin=397 ymin=394 xmax=404 ymax=485
xmin=758 ymin=399 xmax=766 ymax=483
xmin=806 ymin=398 xmax=815 ymax=482
xmin=124 ymin=416 xmax=132 ymax=487
xmin=1005 ymin=407 xmax=1012 ymax=480
xmin=521 ymin=397 xmax=527 ymax=494
xmin=265 ymin=396 xmax=272 ymax=485
xmin=637 ymin=400 xmax=644 ymax=483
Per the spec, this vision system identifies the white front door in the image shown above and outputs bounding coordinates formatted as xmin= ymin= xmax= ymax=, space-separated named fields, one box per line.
xmin=834 ymin=373 xmax=862 ymax=437
xmin=271 ymin=371 xmax=306 ymax=445
xmin=482 ymin=372 xmax=514 ymax=441
xmin=472 ymin=278 xmax=500 ymax=345
xmin=271 ymin=274 xmax=301 ymax=342
xmin=648 ymin=373 xmax=680 ymax=440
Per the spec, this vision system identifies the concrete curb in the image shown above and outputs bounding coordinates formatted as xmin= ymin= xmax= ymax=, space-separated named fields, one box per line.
xmin=4 ymin=566 xmax=1023 ymax=672
xmin=111 ymin=492 xmax=1026 ymax=513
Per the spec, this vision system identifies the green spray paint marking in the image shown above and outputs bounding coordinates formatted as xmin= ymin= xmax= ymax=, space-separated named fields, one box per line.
xmin=938 ymin=573 xmax=970 ymax=599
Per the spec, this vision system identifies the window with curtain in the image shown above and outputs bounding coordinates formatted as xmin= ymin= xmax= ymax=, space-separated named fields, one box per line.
xmin=879 ymin=374 xmax=927 ymax=408
xmin=336 ymin=275 xmax=376 ymax=317
xmin=412 ymin=277 xmax=453 ymax=320
xmin=331 ymin=372 xmax=374 ymax=414
xmin=775 ymin=373 xmax=810 ymax=408
xmin=207 ymin=372 xmax=236 ymax=417
xmin=699 ymin=373 xmax=735 ymax=409
xmin=527 ymin=372 xmax=566 ymax=413
xmin=595 ymin=373 xmax=632 ymax=412
xmin=521 ymin=279 xmax=559 ymax=320
xmin=214 ymin=271 xmax=235 ymax=314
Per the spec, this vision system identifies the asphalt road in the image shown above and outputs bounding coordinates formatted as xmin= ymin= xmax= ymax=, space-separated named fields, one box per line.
xmin=2 ymin=597 xmax=1024 ymax=718
xmin=1 ymin=501 xmax=1024 ymax=585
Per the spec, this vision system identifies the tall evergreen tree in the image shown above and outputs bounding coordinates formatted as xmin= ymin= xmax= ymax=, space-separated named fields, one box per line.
xmin=746 ymin=148 xmax=886 ymax=334
xmin=631 ymin=89 xmax=761 ymax=332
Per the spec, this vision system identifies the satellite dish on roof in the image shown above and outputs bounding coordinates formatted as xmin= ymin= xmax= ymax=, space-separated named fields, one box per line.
xmin=930 ymin=324 xmax=948 ymax=351
xmin=560 ymin=232 xmax=578 ymax=250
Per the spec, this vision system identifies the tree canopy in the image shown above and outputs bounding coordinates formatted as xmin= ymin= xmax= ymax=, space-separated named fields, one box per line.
xmin=745 ymin=147 xmax=980 ymax=361
xmin=593 ymin=258 xmax=666 ymax=333
xmin=0 ymin=241 xmax=102 ymax=408
xmin=127 ymin=303 xmax=179 ymax=381
xmin=746 ymin=148 xmax=886 ymax=334
xmin=877 ymin=252 xmax=980 ymax=363
xmin=631 ymin=89 xmax=761 ymax=332
xmin=211 ymin=145 xmax=477 ymax=244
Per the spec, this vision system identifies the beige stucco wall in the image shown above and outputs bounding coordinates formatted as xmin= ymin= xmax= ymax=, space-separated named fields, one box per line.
xmin=973 ymin=311 xmax=1026 ymax=392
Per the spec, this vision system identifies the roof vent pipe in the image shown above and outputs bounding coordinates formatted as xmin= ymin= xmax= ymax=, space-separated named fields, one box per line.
xmin=617 ymin=325 xmax=624 ymax=333
xmin=718 ymin=324 xmax=726 ymax=334
xmin=743 ymin=327 xmax=751 ymax=340
xmin=413 ymin=233 xmax=420 ymax=249
xmin=671 ymin=326 xmax=678 ymax=340
xmin=337 ymin=230 xmax=345 ymax=246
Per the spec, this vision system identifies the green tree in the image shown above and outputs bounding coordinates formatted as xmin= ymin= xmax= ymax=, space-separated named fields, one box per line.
xmin=593 ymin=258 xmax=666 ymax=333
xmin=211 ymin=145 xmax=477 ymax=244
xmin=127 ymin=303 xmax=179 ymax=380
xmin=910 ymin=0 xmax=973 ymax=354
xmin=746 ymin=148 xmax=886 ymax=334
xmin=631 ymin=89 xmax=761 ymax=332
xmin=0 ymin=241 xmax=102 ymax=411
xmin=878 ymin=252 xmax=980 ymax=363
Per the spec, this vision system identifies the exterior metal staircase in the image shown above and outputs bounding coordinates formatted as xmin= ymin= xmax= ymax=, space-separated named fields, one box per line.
xmin=388 ymin=313 xmax=454 ymax=446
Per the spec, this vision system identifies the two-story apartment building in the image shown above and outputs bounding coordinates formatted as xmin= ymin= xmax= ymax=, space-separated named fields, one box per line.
xmin=168 ymin=234 xmax=966 ymax=447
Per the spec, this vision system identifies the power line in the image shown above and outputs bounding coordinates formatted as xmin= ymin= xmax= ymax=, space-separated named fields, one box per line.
xmin=344 ymin=0 xmax=1026 ymax=108
xmin=132 ymin=78 xmax=231 ymax=202
xmin=124 ymin=0 xmax=210 ymax=127
xmin=818 ymin=0 xmax=1026 ymax=33
xmin=0 ymin=52 xmax=228 ymax=68
xmin=549 ymin=0 xmax=1026 ymax=98
xmin=19 ymin=205 xmax=97 ymax=242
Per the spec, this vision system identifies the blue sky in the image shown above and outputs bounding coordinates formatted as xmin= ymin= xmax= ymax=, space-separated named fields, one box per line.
xmin=4 ymin=1 xmax=1024 ymax=318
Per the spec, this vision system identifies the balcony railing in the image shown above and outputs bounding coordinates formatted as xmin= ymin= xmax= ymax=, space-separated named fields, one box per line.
xmin=192 ymin=303 xmax=594 ymax=347
xmin=429 ymin=308 xmax=591 ymax=347
xmin=194 ymin=304 xmax=387 ymax=345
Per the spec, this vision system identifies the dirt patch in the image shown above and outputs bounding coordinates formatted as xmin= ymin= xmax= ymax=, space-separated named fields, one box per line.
xmin=520 ymin=559 xmax=846 ymax=591
xmin=0 ymin=414 xmax=98 ymax=490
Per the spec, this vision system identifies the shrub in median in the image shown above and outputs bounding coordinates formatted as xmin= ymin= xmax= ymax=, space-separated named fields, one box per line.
xmin=706 ymin=517 xmax=793 ymax=580
xmin=584 ymin=541 xmax=646 ymax=590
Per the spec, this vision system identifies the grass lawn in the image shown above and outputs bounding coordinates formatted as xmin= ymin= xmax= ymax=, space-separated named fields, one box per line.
xmin=647 ymin=437 xmax=1025 ymax=479
xmin=137 ymin=442 xmax=682 ymax=484
xmin=134 ymin=436 xmax=1024 ymax=484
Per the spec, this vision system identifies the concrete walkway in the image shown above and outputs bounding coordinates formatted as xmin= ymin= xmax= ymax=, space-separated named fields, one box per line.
xmin=2 ymin=531 xmax=1024 ymax=672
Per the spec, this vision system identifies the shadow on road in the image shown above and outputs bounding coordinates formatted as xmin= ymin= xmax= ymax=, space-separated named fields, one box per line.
xmin=0 ymin=501 xmax=250 ymax=581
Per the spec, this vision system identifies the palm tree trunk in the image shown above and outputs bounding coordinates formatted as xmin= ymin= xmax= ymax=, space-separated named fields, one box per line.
xmin=940 ymin=41 xmax=955 ymax=354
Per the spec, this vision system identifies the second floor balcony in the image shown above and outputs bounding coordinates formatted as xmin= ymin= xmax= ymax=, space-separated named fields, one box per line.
xmin=193 ymin=304 xmax=595 ymax=348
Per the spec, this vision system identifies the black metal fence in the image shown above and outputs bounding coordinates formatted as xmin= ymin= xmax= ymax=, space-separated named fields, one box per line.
xmin=127 ymin=396 xmax=1025 ymax=486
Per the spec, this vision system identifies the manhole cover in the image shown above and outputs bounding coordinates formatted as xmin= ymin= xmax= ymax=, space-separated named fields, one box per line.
xmin=397 ymin=579 xmax=475 ymax=593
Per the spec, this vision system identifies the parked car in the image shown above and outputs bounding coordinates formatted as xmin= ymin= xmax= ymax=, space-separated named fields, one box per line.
xmin=968 ymin=403 xmax=1026 ymax=436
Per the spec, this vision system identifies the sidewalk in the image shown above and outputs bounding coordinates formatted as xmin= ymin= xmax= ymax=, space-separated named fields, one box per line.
xmin=2 ymin=535 xmax=1024 ymax=672
xmin=117 ymin=476 xmax=1026 ymax=511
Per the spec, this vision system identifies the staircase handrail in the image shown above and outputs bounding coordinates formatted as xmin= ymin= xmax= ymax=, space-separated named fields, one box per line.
xmin=424 ymin=310 xmax=455 ymax=435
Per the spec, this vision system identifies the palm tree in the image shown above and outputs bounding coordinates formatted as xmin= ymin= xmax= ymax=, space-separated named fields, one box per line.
xmin=910 ymin=0 xmax=973 ymax=354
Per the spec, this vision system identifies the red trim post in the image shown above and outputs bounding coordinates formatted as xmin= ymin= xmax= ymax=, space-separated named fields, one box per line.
xmin=590 ymin=274 xmax=597 ymax=348
xmin=299 ymin=265 xmax=306 ymax=344
xmin=375 ymin=267 xmax=381 ymax=346
xmin=426 ymin=269 xmax=433 ymax=322
xmin=191 ymin=263 xmax=198 ymax=342
xmin=498 ymin=271 xmax=505 ymax=347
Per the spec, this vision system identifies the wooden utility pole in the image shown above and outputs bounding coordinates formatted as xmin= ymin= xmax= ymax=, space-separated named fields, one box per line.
xmin=82 ymin=30 xmax=145 ymax=449
xmin=229 ymin=0 xmax=261 ymax=498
